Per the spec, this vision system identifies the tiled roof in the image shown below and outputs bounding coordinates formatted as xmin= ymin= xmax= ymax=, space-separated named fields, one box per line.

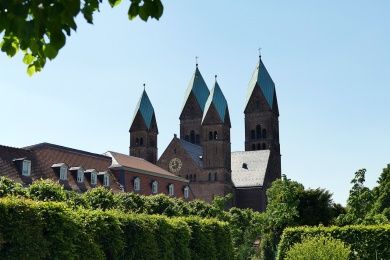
xmin=0 ymin=143 xmax=121 ymax=192
xmin=231 ymin=150 xmax=270 ymax=188
xmin=202 ymin=81 xmax=228 ymax=123
xmin=245 ymin=57 xmax=275 ymax=109
xmin=177 ymin=139 xmax=203 ymax=168
xmin=181 ymin=66 xmax=210 ymax=113
xmin=106 ymin=151 xmax=188 ymax=182
xmin=131 ymin=90 xmax=155 ymax=130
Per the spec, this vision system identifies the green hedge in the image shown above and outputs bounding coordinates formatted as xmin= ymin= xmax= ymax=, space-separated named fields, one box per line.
xmin=277 ymin=225 xmax=390 ymax=260
xmin=0 ymin=197 xmax=233 ymax=259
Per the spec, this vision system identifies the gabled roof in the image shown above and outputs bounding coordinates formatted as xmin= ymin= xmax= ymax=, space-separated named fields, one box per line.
xmin=177 ymin=139 xmax=203 ymax=168
xmin=181 ymin=66 xmax=210 ymax=114
xmin=202 ymin=81 xmax=228 ymax=123
xmin=106 ymin=151 xmax=188 ymax=183
xmin=131 ymin=90 xmax=155 ymax=130
xmin=231 ymin=150 xmax=270 ymax=188
xmin=245 ymin=57 xmax=275 ymax=110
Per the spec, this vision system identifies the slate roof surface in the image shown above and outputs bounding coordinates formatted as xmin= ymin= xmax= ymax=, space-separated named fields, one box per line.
xmin=0 ymin=143 xmax=120 ymax=192
xmin=245 ymin=57 xmax=275 ymax=109
xmin=177 ymin=139 xmax=203 ymax=168
xmin=202 ymin=81 xmax=228 ymax=123
xmin=131 ymin=90 xmax=155 ymax=129
xmin=181 ymin=66 xmax=210 ymax=113
xmin=106 ymin=151 xmax=188 ymax=182
xmin=231 ymin=150 xmax=270 ymax=188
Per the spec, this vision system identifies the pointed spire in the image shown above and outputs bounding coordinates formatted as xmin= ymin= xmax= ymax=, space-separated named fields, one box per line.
xmin=202 ymin=78 xmax=228 ymax=124
xmin=181 ymin=65 xmax=210 ymax=114
xmin=131 ymin=87 xmax=155 ymax=130
xmin=245 ymin=55 xmax=275 ymax=110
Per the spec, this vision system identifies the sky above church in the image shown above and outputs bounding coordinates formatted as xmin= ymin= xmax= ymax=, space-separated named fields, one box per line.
xmin=1 ymin=1 xmax=389 ymax=205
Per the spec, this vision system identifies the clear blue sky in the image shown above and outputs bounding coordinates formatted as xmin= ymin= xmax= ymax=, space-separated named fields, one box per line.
xmin=1 ymin=1 xmax=389 ymax=205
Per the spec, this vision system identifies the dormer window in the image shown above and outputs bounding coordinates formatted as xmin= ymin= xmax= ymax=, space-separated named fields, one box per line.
xmin=77 ymin=169 xmax=84 ymax=183
xmin=91 ymin=171 xmax=97 ymax=185
xmin=60 ymin=166 xmax=68 ymax=180
xmin=103 ymin=174 xmax=110 ymax=187
xmin=168 ymin=184 xmax=174 ymax=196
xmin=22 ymin=160 xmax=31 ymax=176
xmin=152 ymin=181 xmax=158 ymax=194
xmin=134 ymin=177 xmax=141 ymax=191
xmin=184 ymin=186 xmax=189 ymax=199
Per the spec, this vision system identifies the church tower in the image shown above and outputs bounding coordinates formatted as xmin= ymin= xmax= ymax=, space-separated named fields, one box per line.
xmin=129 ymin=89 xmax=158 ymax=164
xmin=180 ymin=64 xmax=210 ymax=145
xmin=244 ymin=56 xmax=281 ymax=178
xmin=201 ymin=78 xmax=232 ymax=195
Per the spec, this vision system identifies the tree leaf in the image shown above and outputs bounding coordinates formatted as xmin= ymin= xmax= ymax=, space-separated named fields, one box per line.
xmin=23 ymin=53 xmax=35 ymax=65
xmin=27 ymin=65 xmax=36 ymax=76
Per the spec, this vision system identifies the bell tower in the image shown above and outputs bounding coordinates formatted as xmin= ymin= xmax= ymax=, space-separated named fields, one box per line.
xmin=244 ymin=56 xmax=281 ymax=178
xmin=179 ymin=64 xmax=210 ymax=145
xmin=129 ymin=88 xmax=158 ymax=164
xmin=201 ymin=77 xmax=232 ymax=195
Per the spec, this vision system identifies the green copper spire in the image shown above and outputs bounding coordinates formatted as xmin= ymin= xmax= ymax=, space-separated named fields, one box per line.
xmin=245 ymin=56 xmax=275 ymax=109
xmin=181 ymin=65 xmax=210 ymax=113
xmin=131 ymin=89 xmax=155 ymax=129
xmin=202 ymin=77 xmax=228 ymax=123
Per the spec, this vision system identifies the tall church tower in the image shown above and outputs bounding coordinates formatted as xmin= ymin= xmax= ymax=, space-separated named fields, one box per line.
xmin=201 ymin=78 xmax=232 ymax=195
xmin=244 ymin=56 xmax=281 ymax=178
xmin=180 ymin=64 xmax=210 ymax=145
xmin=129 ymin=89 xmax=158 ymax=164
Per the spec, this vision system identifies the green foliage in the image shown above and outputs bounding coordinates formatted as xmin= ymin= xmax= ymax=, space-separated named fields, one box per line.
xmin=0 ymin=177 xmax=26 ymax=197
xmin=284 ymin=235 xmax=350 ymax=260
xmin=277 ymin=225 xmax=390 ymax=260
xmin=27 ymin=179 xmax=67 ymax=201
xmin=83 ymin=186 xmax=117 ymax=210
xmin=0 ymin=0 xmax=164 ymax=75
xmin=0 ymin=197 xmax=233 ymax=259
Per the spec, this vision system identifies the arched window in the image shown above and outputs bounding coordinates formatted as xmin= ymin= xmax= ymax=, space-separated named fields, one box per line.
xmin=184 ymin=186 xmax=189 ymax=199
xmin=214 ymin=131 xmax=218 ymax=140
xmin=140 ymin=137 xmax=144 ymax=146
xmin=195 ymin=134 xmax=200 ymax=144
xmin=257 ymin=143 xmax=261 ymax=150
xmin=186 ymin=174 xmax=189 ymax=180
xmin=251 ymin=144 xmax=256 ymax=150
xmin=262 ymin=129 xmax=267 ymax=139
xmin=168 ymin=184 xmax=174 ymax=196
xmin=194 ymin=174 xmax=197 ymax=181
xmin=256 ymin=125 xmax=261 ymax=139
xmin=208 ymin=172 xmax=212 ymax=181
xmin=214 ymin=172 xmax=217 ymax=181
xmin=134 ymin=177 xmax=141 ymax=191
xmin=190 ymin=130 xmax=195 ymax=143
xmin=152 ymin=181 xmax=158 ymax=194
xmin=209 ymin=131 xmax=213 ymax=140
xmin=189 ymin=174 xmax=193 ymax=181
xmin=251 ymin=130 xmax=255 ymax=140
xmin=262 ymin=143 xmax=267 ymax=150
xmin=185 ymin=135 xmax=189 ymax=141
xmin=135 ymin=138 xmax=139 ymax=146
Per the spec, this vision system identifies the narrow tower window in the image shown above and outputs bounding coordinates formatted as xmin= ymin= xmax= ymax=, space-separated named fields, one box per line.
xmin=135 ymin=138 xmax=139 ymax=146
xmin=262 ymin=143 xmax=267 ymax=150
xmin=257 ymin=143 xmax=261 ymax=150
xmin=262 ymin=129 xmax=267 ymax=139
xmin=252 ymin=144 xmax=256 ymax=150
xmin=214 ymin=172 xmax=217 ymax=181
xmin=256 ymin=125 xmax=261 ymax=139
xmin=140 ymin=138 xmax=144 ymax=146
xmin=208 ymin=172 xmax=211 ymax=181
xmin=214 ymin=131 xmax=218 ymax=140
xmin=190 ymin=130 xmax=195 ymax=143
xmin=209 ymin=131 xmax=213 ymax=140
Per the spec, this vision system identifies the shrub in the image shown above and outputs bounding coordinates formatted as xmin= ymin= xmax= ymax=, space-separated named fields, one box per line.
xmin=27 ymin=179 xmax=66 ymax=201
xmin=284 ymin=235 xmax=350 ymax=260
xmin=0 ymin=176 xmax=26 ymax=197
xmin=82 ymin=186 xmax=117 ymax=210
xmin=277 ymin=225 xmax=390 ymax=260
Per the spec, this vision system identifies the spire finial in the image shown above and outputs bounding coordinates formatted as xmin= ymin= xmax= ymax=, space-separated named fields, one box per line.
xmin=195 ymin=56 xmax=199 ymax=67
xmin=258 ymin=47 xmax=262 ymax=58
xmin=143 ymin=83 xmax=146 ymax=91
xmin=215 ymin=74 xmax=217 ymax=82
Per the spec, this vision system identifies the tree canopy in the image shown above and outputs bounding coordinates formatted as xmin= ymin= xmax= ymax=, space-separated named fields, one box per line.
xmin=0 ymin=0 xmax=163 ymax=75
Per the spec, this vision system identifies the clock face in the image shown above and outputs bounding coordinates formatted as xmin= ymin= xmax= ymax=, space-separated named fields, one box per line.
xmin=169 ymin=158 xmax=182 ymax=173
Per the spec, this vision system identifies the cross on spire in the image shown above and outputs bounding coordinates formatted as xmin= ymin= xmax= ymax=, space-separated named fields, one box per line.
xmin=195 ymin=56 xmax=199 ymax=67
xmin=258 ymin=47 xmax=262 ymax=58
xmin=215 ymin=74 xmax=217 ymax=82
xmin=143 ymin=83 xmax=146 ymax=91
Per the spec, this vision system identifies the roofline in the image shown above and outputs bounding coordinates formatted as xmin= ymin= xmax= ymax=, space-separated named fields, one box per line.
xmin=234 ymin=185 xmax=264 ymax=189
xmin=110 ymin=165 xmax=189 ymax=183
xmin=24 ymin=142 xmax=111 ymax=160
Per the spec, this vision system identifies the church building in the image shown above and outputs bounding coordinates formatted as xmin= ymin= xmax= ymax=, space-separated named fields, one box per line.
xmin=130 ymin=56 xmax=281 ymax=211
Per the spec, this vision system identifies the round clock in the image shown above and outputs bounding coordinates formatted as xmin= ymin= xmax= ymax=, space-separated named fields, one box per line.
xmin=169 ymin=158 xmax=182 ymax=173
